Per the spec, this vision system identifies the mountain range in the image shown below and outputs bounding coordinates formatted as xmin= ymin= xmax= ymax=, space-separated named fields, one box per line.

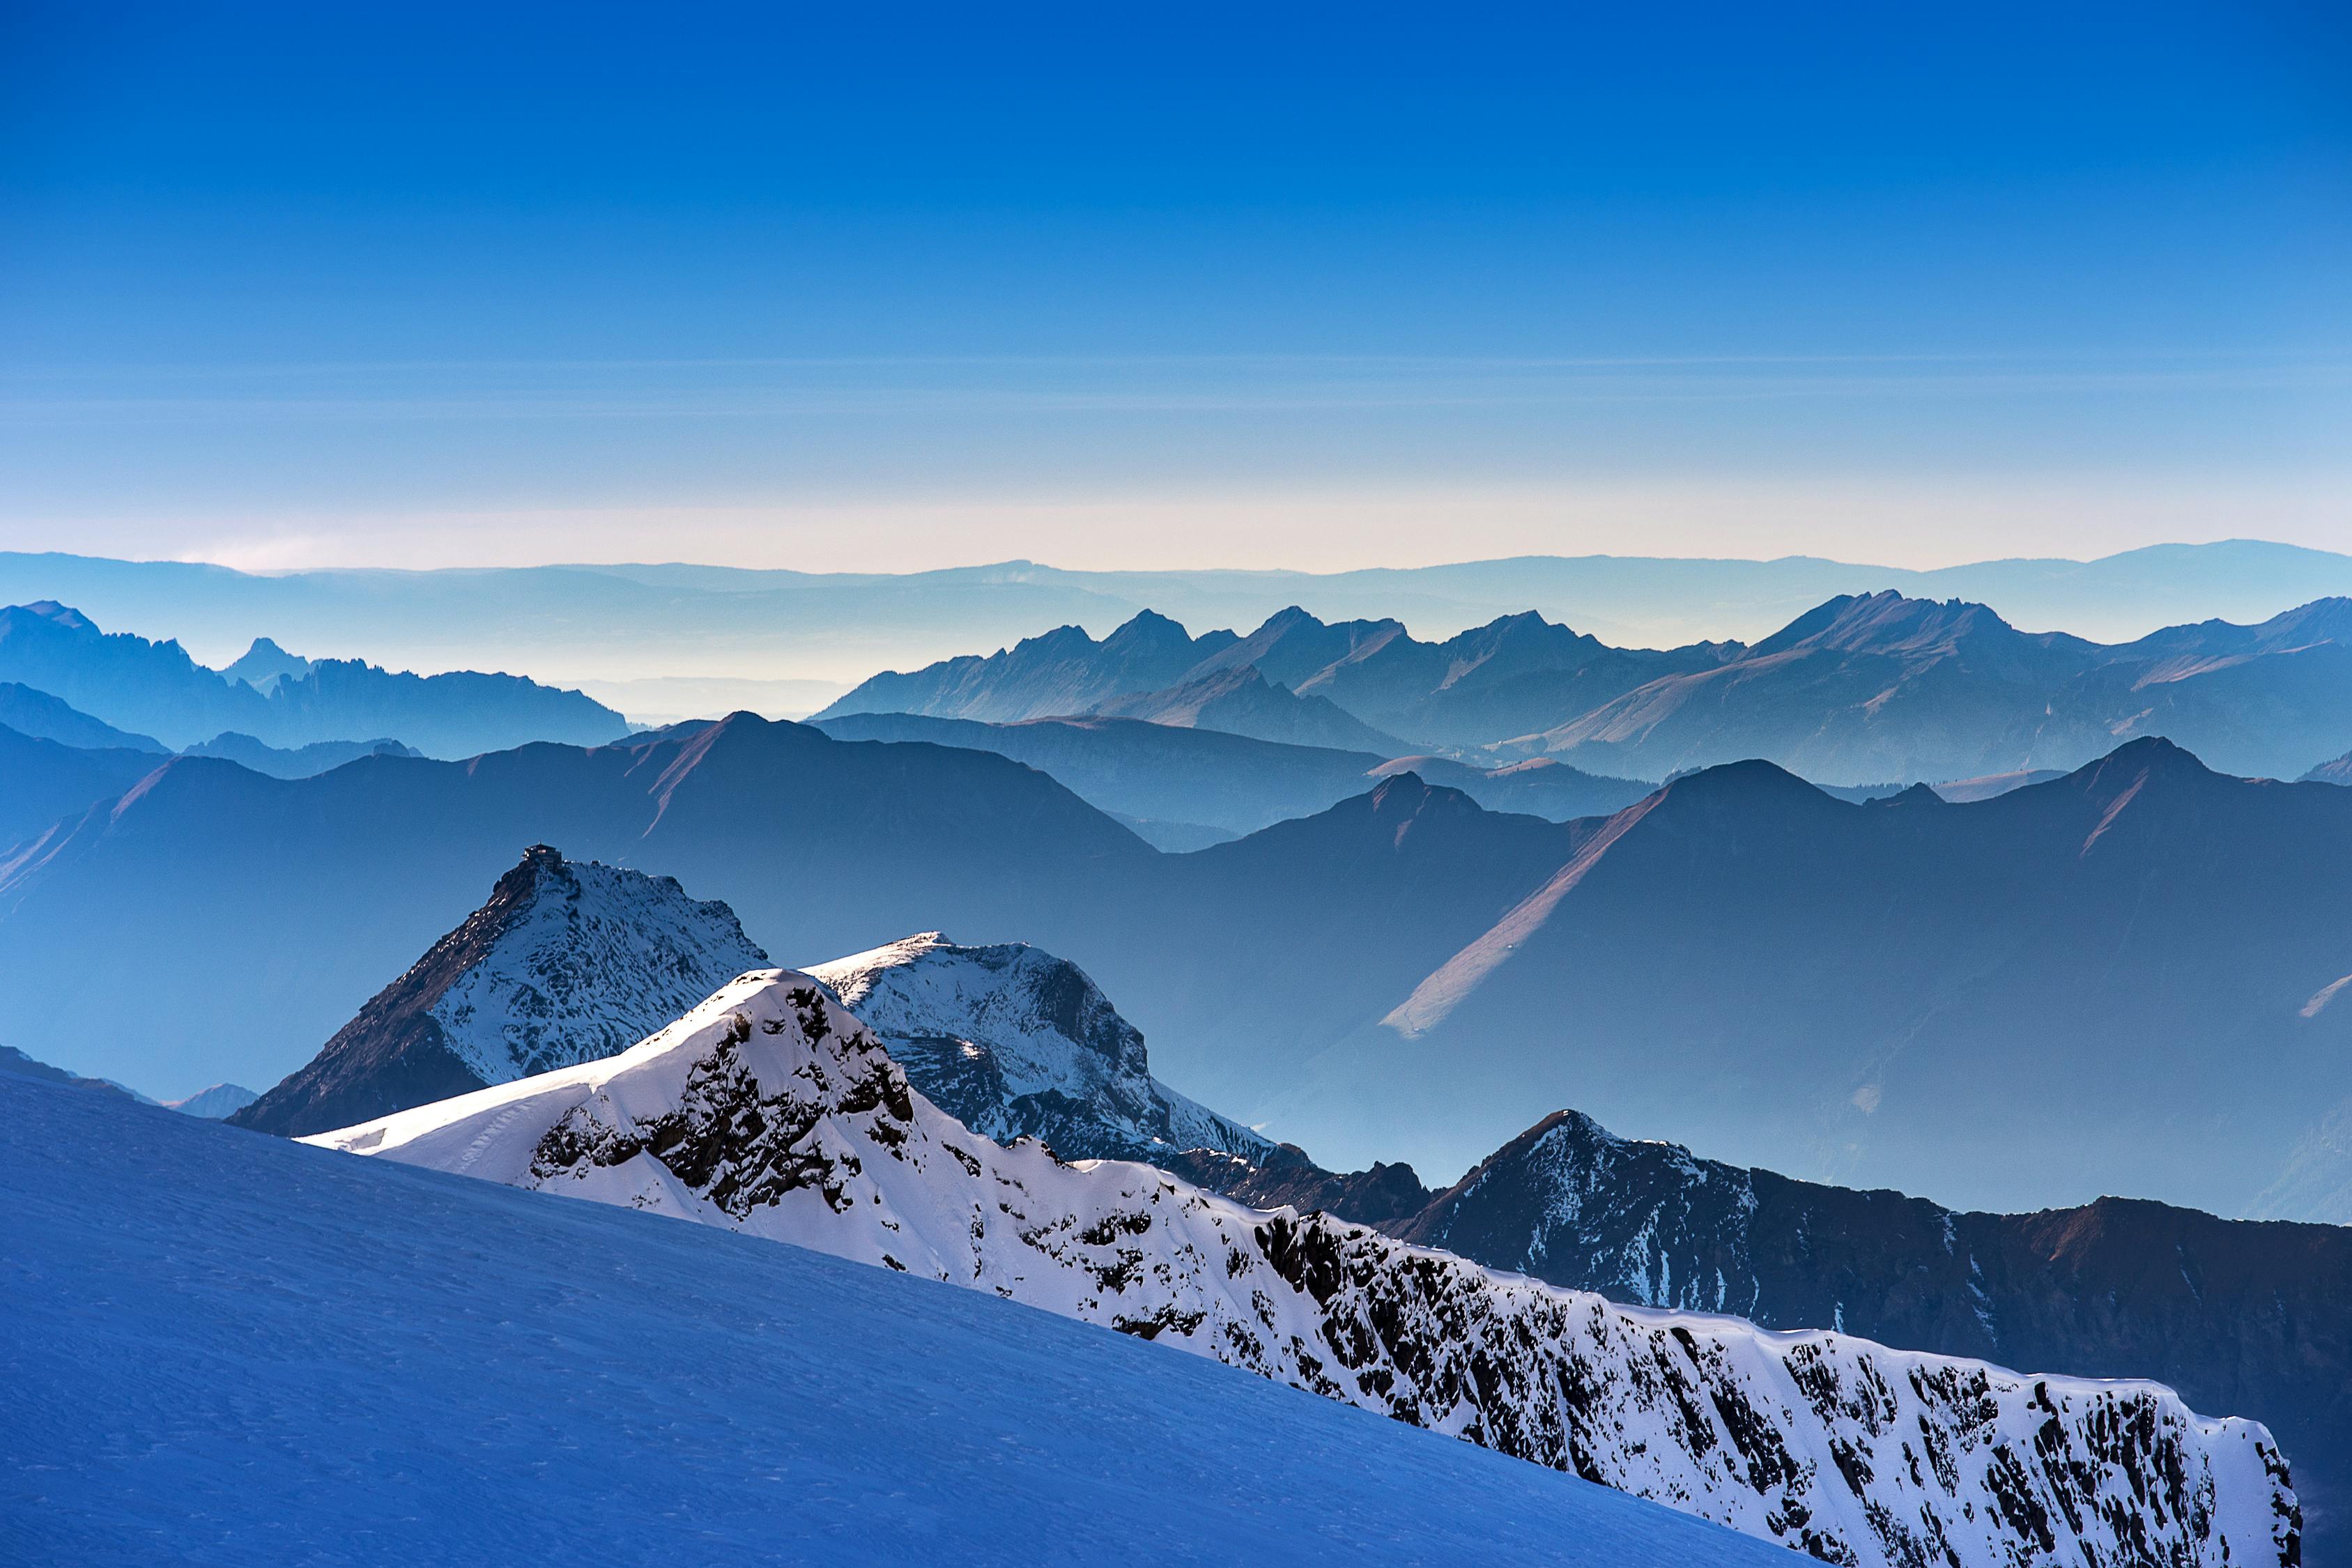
xmin=7 ymin=713 xmax=2349 ymax=1220
xmin=811 ymin=709 xmax=1653 ymax=843
xmin=0 ymin=600 xmax=628 ymax=757
xmin=1284 ymin=737 xmax=2352 ymax=1217
xmin=309 ymin=968 xmax=2298 ymax=1568
xmin=234 ymin=875 xmax=2352 ymax=1559
xmin=815 ymin=603 xmax=1739 ymax=753
xmin=5 ymin=540 xmax=2347 ymax=691
xmin=0 ymin=714 xmax=1155 ymax=1101
xmin=823 ymin=592 xmax=2352 ymax=785
xmin=0 ymin=720 xmax=424 ymax=856
xmin=7 ymin=1067 xmax=1806 ymax=1568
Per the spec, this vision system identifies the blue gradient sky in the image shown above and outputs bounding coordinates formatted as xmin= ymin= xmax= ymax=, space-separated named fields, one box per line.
xmin=3 ymin=1 xmax=2346 ymax=570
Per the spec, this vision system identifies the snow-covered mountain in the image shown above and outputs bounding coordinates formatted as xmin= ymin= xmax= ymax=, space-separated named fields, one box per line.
xmin=233 ymin=846 xmax=769 ymax=1136
xmin=8 ymin=1047 xmax=1808 ymax=1568
xmin=809 ymin=932 xmax=1271 ymax=1166
xmin=162 ymin=1083 xmax=256 ymax=1119
xmin=312 ymin=971 xmax=2300 ymax=1568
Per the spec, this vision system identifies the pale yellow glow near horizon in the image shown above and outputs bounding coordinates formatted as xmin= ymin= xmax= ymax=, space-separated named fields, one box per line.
xmin=42 ymin=472 xmax=2341 ymax=578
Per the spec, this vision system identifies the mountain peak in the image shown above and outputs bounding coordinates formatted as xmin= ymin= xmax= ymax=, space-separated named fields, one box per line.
xmin=1100 ymin=608 xmax=1195 ymax=653
xmin=231 ymin=848 xmax=769 ymax=1137
xmin=11 ymin=600 xmax=97 ymax=633
xmin=1654 ymin=756 xmax=1826 ymax=808
xmin=1751 ymin=591 xmax=2018 ymax=661
xmin=808 ymin=932 xmax=1268 ymax=1164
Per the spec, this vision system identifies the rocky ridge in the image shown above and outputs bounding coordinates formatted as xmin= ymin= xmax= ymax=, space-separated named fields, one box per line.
xmin=312 ymin=972 xmax=2300 ymax=1568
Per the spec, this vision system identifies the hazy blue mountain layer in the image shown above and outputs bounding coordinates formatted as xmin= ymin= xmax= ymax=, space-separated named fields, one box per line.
xmin=0 ymin=600 xmax=627 ymax=757
xmin=812 ymin=710 xmax=1653 ymax=836
xmin=3 ymin=540 xmax=2345 ymax=686
xmin=6 ymin=717 xmax=2346 ymax=1220
xmin=831 ymin=592 xmax=2352 ymax=784
xmin=0 ymin=725 xmax=164 ymax=852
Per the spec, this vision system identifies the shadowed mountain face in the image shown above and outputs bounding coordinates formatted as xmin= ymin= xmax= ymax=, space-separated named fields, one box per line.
xmin=8 ymin=716 xmax=2349 ymax=1222
xmin=1087 ymin=666 xmax=1411 ymax=753
xmin=0 ymin=681 xmax=164 ymax=752
xmin=0 ymin=600 xmax=627 ymax=757
xmin=1287 ymin=738 xmax=2352 ymax=1217
xmin=1388 ymin=1107 xmax=2352 ymax=1562
xmin=178 ymin=732 xmax=423 ymax=778
xmin=0 ymin=715 xmax=1155 ymax=1098
xmin=811 ymin=710 xmax=1653 ymax=838
xmin=0 ymin=724 xmax=165 ymax=852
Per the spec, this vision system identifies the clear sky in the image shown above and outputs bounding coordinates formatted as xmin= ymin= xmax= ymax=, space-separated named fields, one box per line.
xmin=3 ymin=1 xmax=2347 ymax=571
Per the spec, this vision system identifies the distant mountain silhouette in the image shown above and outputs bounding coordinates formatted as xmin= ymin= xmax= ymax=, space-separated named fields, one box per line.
xmin=1087 ymin=666 xmax=1411 ymax=752
xmin=0 ymin=601 xmax=628 ymax=757
xmin=0 ymin=715 xmax=1153 ymax=1096
xmin=8 ymin=716 xmax=2348 ymax=1222
xmin=812 ymin=710 xmax=1652 ymax=837
xmin=0 ymin=724 xmax=162 ymax=850
xmin=221 ymin=635 xmax=311 ymax=693
xmin=827 ymin=592 xmax=2352 ymax=783
xmin=0 ymin=680 xmax=164 ymax=752
xmin=817 ymin=604 xmax=1738 ymax=748
xmin=2303 ymin=750 xmax=2352 ymax=785
xmin=179 ymin=732 xmax=423 ymax=778
xmin=1286 ymin=737 xmax=2352 ymax=1216
xmin=1523 ymin=591 xmax=2352 ymax=783
xmin=7 ymin=541 xmax=2351 ymax=705
xmin=815 ymin=608 xmax=1229 ymax=723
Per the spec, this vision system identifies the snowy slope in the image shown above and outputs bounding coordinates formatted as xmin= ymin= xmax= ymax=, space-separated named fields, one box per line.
xmin=810 ymin=932 xmax=1273 ymax=1164
xmin=233 ymin=845 xmax=770 ymax=1135
xmin=1 ymin=1068 xmax=1801 ymax=1568
xmin=314 ymin=973 xmax=2300 ymax=1568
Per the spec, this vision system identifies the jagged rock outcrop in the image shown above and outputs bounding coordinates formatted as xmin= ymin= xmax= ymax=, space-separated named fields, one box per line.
xmin=1394 ymin=1107 xmax=2352 ymax=1560
xmin=312 ymin=973 xmax=2300 ymax=1568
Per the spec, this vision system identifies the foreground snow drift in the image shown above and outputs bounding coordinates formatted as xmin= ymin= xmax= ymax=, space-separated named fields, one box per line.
xmin=1 ymin=1068 xmax=1799 ymax=1567
xmin=315 ymin=972 xmax=2300 ymax=1568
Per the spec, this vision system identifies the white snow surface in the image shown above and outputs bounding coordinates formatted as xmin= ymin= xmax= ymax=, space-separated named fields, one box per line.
xmin=314 ymin=971 xmax=2300 ymax=1568
xmin=1 ymin=1067 xmax=1794 ymax=1568
xmin=809 ymin=932 xmax=1272 ymax=1160
xmin=430 ymin=855 xmax=770 ymax=1083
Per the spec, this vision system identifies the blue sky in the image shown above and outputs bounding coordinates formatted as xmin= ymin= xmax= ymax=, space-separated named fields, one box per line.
xmin=2 ymin=1 xmax=2346 ymax=570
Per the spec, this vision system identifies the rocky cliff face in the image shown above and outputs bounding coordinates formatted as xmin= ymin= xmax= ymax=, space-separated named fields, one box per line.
xmin=808 ymin=932 xmax=1273 ymax=1166
xmin=232 ymin=846 xmax=769 ymax=1137
xmin=311 ymin=971 xmax=2300 ymax=1568
xmin=1396 ymin=1107 xmax=2349 ymax=1561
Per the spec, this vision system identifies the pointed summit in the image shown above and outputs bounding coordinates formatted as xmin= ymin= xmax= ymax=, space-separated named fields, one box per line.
xmin=230 ymin=847 xmax=769 ymax=1137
